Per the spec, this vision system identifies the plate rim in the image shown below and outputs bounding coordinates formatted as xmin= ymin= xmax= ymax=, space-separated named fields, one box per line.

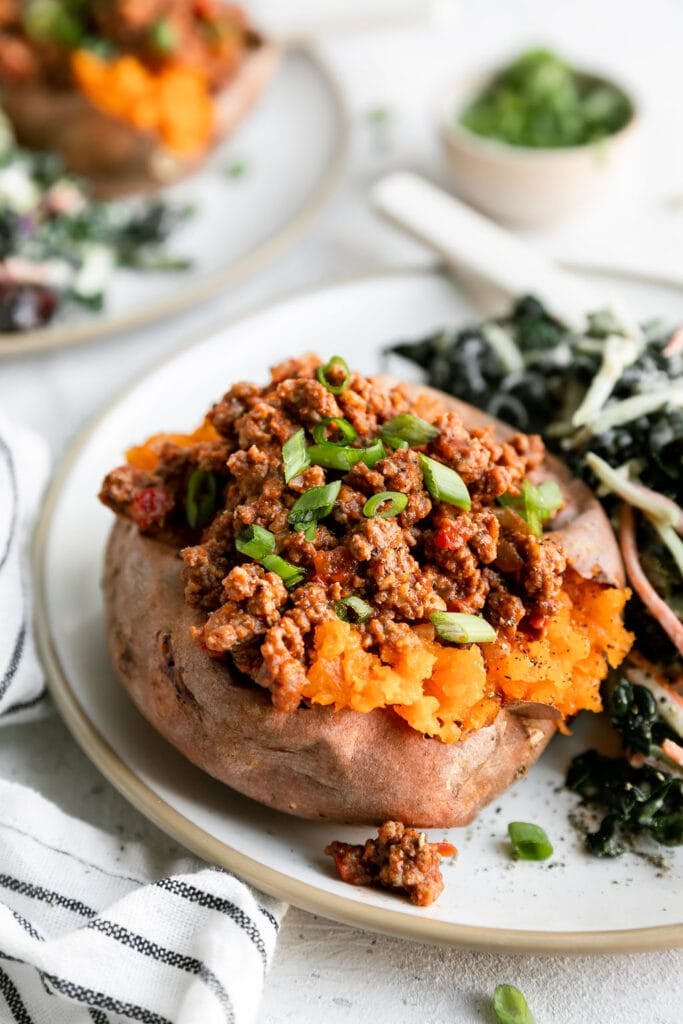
xmin=0 ymin=45 xmax=348 ymax=360
xmin=32 ymin=266 xmax=683 ymax=954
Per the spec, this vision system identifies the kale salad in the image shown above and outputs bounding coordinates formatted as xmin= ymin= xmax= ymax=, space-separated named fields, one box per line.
xmin=0 ymin=116 xmax=191 ymax=333
xmin=389 ymin=296 xmax=683 ymax=856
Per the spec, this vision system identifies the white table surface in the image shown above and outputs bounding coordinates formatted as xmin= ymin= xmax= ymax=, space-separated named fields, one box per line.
xmin=1 ymin=1 xmax=682 ymax=1021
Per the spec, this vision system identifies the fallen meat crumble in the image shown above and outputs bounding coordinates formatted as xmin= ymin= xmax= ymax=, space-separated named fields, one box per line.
xmin=325 ymin=820 xmax=456 ymax=907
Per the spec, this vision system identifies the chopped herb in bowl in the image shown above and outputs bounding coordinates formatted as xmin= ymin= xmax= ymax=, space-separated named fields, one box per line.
xmin=459 ymin=48 xmax=634 ymax=150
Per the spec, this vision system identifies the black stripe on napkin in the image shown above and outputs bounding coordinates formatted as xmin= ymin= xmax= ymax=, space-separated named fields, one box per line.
xmin=156 ymin=878 xmax=268 ymax=966
xmin=87 ymin=919 xmax=235 ymax=1023
xmin=89 ymin=1010 xmax=110 ymax=1024
xmin=44 ymin=974 xmax=174 ymax=1024
xmin=1 ymin=692 xmax=46 ymax=717
xmin=0 ymin=624 xmax=26 ymax=703
xmin=0 ymin=436 xmax=18 ymax=573
xmin=0 ymin=965 xmax=35 ymax=1024
xmin=0 ymin=874 xmax=96 ymax=919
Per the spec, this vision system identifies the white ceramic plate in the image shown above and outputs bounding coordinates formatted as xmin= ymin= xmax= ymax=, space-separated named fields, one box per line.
xmin=0 ymin=47 xmax=346 ymax=359
xmin=34 ymin=269 xmax=683 ymax=952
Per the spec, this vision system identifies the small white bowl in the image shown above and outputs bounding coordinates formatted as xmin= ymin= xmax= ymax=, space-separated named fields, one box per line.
xmin=439 ymin=67 xmax=640 ymax=228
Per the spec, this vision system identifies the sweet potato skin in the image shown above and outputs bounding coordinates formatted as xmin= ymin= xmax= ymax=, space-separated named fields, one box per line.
xmin=102 ymin=384 xmax=621 ymax=826
xmin=1 ymin=43 xmax=280 ymax=197
xmin=105 ymin=519 xmax=555 ymax=827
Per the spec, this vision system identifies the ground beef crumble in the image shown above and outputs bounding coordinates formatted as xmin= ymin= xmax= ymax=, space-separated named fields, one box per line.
xmin=325 ymin=820 xmax=456 ymax=906
xmin=99 ymin=354 xmax=568 ymax=713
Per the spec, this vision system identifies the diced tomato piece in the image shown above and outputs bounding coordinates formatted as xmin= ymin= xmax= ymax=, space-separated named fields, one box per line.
xmin=313 ymin=547 xmax=358 ymax=585
xmin=129 ymin=486 xmax=175 ymax=531
xmin=433 ymin=520 xmax=460 ymax=550
xmin=434 ymin=842 xmax=457 ymax=858
xmin=662 ymin=738 xmax=683 ymax=766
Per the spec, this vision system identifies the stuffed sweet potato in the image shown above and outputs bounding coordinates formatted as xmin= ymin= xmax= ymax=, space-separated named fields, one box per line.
xmin=0 ymin=1 xmax=278 ymax=195
xmin=100 ymin=355 xmax=632 ymax=827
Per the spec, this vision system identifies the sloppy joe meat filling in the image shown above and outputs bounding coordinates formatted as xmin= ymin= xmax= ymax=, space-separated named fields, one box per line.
xmin=99 ymin=354 xmax=632 ymax=737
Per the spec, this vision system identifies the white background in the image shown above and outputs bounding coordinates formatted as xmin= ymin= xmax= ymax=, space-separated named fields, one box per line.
xmin=1 ymin=0 xmax=682 ymax=1020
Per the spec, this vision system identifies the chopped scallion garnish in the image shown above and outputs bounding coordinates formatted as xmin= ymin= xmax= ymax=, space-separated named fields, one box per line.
xmin=317 ymin=355 xmax=351 ymax=395
xmin=381 ymin=413 xmax=440 ymax=446
xmin=499 ymin=479 xmax=563 ymax=536
xmin=418 ymin=454 xmax=471 ymax=510
xmin=334 ymin=596 xmax=373 ymax=623
xmin=282 ymin=428 xmax=310 ymax=484
xmin=261 ymin=554 xmax=306 ymax=589
xmin=235 ymin=524 xmax=275 ymax=560
xmin=307 ymin=439 xmax=386 ymax=472
xmin=362 ymin=491 xmax=408 ymax=519
xmin=186 ymin=469 xmax=217 ymax=529
xmin=430 ymin=611 xmax=496 ymax=644
xmin=312 ymin=417 xmax=357 ymax=445
xmin=493 ymin=984 xmax=536 ymax=1024
xmin=507 ymin=822 xmax=553 ymax=861
xmin=287 ymin=481 xmax=341 ymax=532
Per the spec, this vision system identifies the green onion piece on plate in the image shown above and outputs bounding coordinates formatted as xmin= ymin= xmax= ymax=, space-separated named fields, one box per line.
xmin=334 ymin=596 xmax=373 ymax=624
xmin=493 ymin=984 xmax=536 ymax=1024
xmin=431 ymin=611 xmax=497 ymax=644
xmin=508 ymin=822 xmax=553 ymax=861
xmin=363 ymin=491 xmax=408 ymax=519
xmin=381 ymin=413 xmax=440 ymax=446
xmin=303 ymin=523 xmax=317 ymax=542
xmin=499 ymin=479 xmax=563 ymax=536
xmin=186 ymin=469 xmax=217 ymax=529
xmin=235 ymin=524 xmax=275 ymax=560
xmin=311 ymin=417 xmax=357 ymax=445
xmin=282 ymin=428 xmax=310 ymax=484
xmin=23 ymin=0 xmax=83 ymax=47
xmin=261 ymin=554 xmax=306 ymax=589
xmin=317 ymin=355 xmax=351 ymax=395
xmin=288 ymin=480 xmax=341 ymax=531
xmin=419 ymin=454 xmax=471 ymax=510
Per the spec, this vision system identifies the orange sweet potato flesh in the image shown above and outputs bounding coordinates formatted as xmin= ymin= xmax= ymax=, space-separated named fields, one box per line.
xmin=2 ymin=43 xmax=279 ymax=197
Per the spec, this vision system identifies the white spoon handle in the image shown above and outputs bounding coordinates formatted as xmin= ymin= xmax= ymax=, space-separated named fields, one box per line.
xmin=261 ymin=1 xmax=447 ymax=44
xmin=371 ymin=172 xmax=602 ymax=329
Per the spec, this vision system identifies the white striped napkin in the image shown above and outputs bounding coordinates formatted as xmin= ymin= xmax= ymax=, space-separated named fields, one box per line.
xmin=0 ymin=416 xmax=286 ymax=1022
xmin=0 ymin=779 xmax=284 ymax=1024
xmin=0 ymin=412 xmax=49 ymax=722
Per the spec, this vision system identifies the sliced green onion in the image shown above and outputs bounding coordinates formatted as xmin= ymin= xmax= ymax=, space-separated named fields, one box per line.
xmin=312 ymin=417 xmax=357 ymax=445
xmin=499 ymin=479 xmax=563 ymax=537
xmin=307 ymin=443 xmax=362 ymax=472
xmin=317 ymin=356 xmax=351 ymax=395
xmin=261 ymin=554 xmax=306 ymax=589
xmin=235 ymin=525 xmax=275 ymax=560
xmin=360 ymin=438 xmax=386 ymax=468
xmin=282 ymin=428 xmax=310 ymax=484
xmin=288 ymin=481 xmax=341 ymax=531
xmin=419 ymin=454 xmax=471 ymax=510
xmin=507 ymin=822 xmax=553 ymax=861
xmin=307 ymin=439 xmax=386 ymax=473
xmin=186 ymin=469 xmax=217 ymax=529
xmin=334 ymin=596 xmax=373 ymax=624
xmin=493 ymin=984 xmax=536 ymax=1024
xmin=381 ymin=413 xmax=440 ymax=447
xmin=382 ymin=433 xmax=410 ymax=450
xmin=303 ymin=523 xmax=317 ymax=542
xmin=23 ymin=0 xmax=83 ymax=47
xmin=363 ymin=491 xmax=408 ymax=519
xmin=149 ymin=17 xmax=178 ymax=54
xmin=431 ymin=612 xmax=496 ymax=644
